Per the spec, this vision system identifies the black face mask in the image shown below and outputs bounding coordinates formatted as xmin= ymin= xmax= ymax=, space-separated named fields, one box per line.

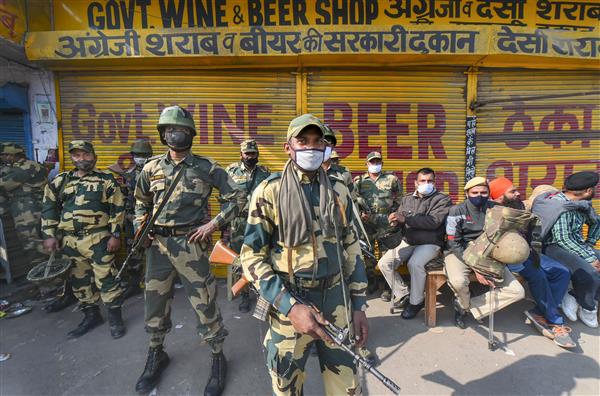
xmin=502 ymin=197 xmax=525 ymax=210
xmin=74 ymin=159 xmax=95 ymax=172
xmin=165 ymin=131 xmax=193 ymax=152
xmin=468 ymin=196 xmax=489 ymax=208
xmin=243 ymin=157 xmax=259 ymax=168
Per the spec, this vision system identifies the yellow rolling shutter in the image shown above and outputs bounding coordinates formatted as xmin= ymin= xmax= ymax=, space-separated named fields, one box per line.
xmin=58 ymin=70 xmax=297 ymax=171
xmin=58 ymin=70 xmax=297 ymax=276
xmin=476 ymin=69 xmax=600 ymax=211
xmin=307 ymin=68 xmax=467 ymax=203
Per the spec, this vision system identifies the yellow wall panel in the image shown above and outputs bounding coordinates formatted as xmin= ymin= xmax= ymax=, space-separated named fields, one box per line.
xmin=476 ymin=69 xmax=600 ymax=212
xmin=307 ymin=68 xmax=467 ymax=203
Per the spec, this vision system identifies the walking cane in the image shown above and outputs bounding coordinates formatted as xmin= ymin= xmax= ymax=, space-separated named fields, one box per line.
xmin=390 ymin=246 xmax=397 ymax=314
xmin=488 ymin=280 xmax=497 ymax=351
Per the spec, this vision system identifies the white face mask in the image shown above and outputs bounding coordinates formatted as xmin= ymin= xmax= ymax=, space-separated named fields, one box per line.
xmin=133 ymin=156 xmax=147 ymax=167
xmin=417 ymin=182 xmax=436 ymax=196
xmin=323 ymin=146 xmax=333 ymax=162
xmin=368 ymin=164 xmax=382 ymax=174
xmin=293 ymin=148 xmax=324 ymax=171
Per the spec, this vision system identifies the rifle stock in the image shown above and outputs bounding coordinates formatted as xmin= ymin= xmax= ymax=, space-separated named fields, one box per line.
xmin=209 ymin=240 xmax=249 ymax=297
xmin=208 ymin=240 xmax=239 ymax=265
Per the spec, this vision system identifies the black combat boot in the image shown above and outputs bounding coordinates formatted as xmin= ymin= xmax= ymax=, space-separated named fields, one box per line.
xmin=108 ymin=307 xmax=126 ymax=339
xmin=453 ymin=299 xmax=467 ymax=329
xmin=135 ymin=346 xmax=170 ymax=394
xmin=67 ymin=305 xmax=104 ymax=339
xmin=45 ymin=283 xmax=77 ymax=313
xmin=238 ymin=291 xmax=251 ymax=313
xmin=204 ymin=352 xmax=227 ymax=396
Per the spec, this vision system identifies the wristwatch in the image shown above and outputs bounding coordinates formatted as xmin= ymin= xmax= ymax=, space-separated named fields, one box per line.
xmin=111 ymin=232 xmax=121 ymax=239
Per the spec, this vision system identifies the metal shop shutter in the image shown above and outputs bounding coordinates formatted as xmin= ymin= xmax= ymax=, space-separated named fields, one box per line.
xmin=58 ymin=70 xmax=297 ymax=171
xmin=475 ymin=69 xmax=600 ymax=209
xmin=58 ymin=70 xmax=297 ymax=276
xmin=0 ymin=111 xmax=25 ymax=147
xmin=307 ymin=68 xmax=467 ymax=203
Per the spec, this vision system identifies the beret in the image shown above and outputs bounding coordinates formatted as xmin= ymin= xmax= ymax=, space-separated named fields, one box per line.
xmin=565 ymin=171 xmax=599 ymax=190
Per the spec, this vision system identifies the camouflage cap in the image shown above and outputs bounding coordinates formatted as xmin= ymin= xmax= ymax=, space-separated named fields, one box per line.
xmin=366 ymin=151 xmax=382 ymax=162
xmin=330 ymin=150 xmax=340 ymax=160
xmin=0 ymin=142 xmax=24 ymax=155
xmin=287 ymin=114 xmax=325 ymax=141
xmin=240 ymin=139 xmax=259 ymax=153
xmin=323 ymin=124 xmax=337 ymax=146
xmin=68 ymin=140 xmax=95 ymax=155
xmin=131 ymin=139 xmax=153 ymax=155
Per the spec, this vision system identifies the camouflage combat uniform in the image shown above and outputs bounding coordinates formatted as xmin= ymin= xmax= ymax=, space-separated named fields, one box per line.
xmin=0 ymin=152 xmax=47 ymax=259
xmin=134 ymin=152 xmax=245 ymax=352
xmin=109 ymin=162 xmax=146 ymax=279
xmin=224 ymin=140 xmax=270 ymax=253
xmin=353 ymin=169 xmax=402 ymax=247
xmin=41 ymin=166 xmax=125 ymax=309
xmin=241 ymin=115 xmax=368 ymax=396
xmin=327 ymin=163 xmax=353 ymax=193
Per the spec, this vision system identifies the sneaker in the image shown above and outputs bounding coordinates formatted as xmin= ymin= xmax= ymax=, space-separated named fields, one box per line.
xmin=550 ymin=325 xmax=576 ymax=349
xmin=524 ymin=310 xmax=553 ymax=339
xmin=577 ymin=306 xmax=599 ymax=328
xmin=561 ymin=293 xmax=578 ymax=322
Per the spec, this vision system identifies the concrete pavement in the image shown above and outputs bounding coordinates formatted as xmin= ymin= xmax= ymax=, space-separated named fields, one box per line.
xmin=1 ymin=280 xmax=598 ymax=395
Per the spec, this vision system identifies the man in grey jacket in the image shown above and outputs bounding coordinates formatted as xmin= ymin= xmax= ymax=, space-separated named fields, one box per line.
xmin=378 ymin=168 xmax=452 ymax=319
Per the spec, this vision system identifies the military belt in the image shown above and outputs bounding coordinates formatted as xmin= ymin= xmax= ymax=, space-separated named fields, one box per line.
xmin=281 ymin=272 xmax=342 ymax=291
xmin=152 ymin=224 xmax=200 ymax=237
xmin=65 ymin=226 xmax=110 ymax=237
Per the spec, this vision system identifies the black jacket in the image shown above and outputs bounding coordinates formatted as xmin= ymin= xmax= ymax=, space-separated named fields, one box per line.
xmin=446 ymin=199 xmax=495 ymax=260
xmin=399 ymin=191 xmax=452 ymax=247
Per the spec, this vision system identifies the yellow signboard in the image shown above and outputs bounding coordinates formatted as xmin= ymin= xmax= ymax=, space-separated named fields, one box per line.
xmin=25 ymin=24 xmax=600 ymax=61
xmin=0 ymin=0 xmax=26 ymax=44
xmin=52 ymin=0 xmax=600 ymax=32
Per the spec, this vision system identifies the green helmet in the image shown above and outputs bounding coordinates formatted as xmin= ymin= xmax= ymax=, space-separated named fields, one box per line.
xmin=157 ymin=105 xmax=196 ymax=145
xmin=130 ymin=139 xmax=153 ymax=155
xmin=323 ymin=124 xmax=337 ymax=146
xmin=0 ymin=142 xmax=25 ymax=155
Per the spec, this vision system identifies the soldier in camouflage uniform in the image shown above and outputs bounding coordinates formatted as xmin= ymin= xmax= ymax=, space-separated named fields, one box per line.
xmin=0 ymin=143 xmax=47 ymax=263
xmin=134 ymin=106 xmax=245 ymax=396
xmin=224 ymin=139 xmax=270 ymax=313
xmin=41 ymin=141 xmax=126 ymax=339
xmin=241 ymin=114 xmax=369 ymax=396
xmin=353 ymin=151 xmax=402 ymax=301
xmin=108 ymin=139 xmax=154 ymax=298
xmin=323 ymin=126 xmax=353 ymax=193
xmin=353 ymin=151 xmax=402 ymax=245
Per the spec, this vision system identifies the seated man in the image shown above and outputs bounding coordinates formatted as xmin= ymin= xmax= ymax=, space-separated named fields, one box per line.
xmin=489 ymin=177 xmax=575 ymax=348
xmin=378 ymin=167 xmax=452 ymax=319
xmin=534 ymin=171 xmax=600 ymax=328
xmin=445 ymin=177 xmax=525 ymax=329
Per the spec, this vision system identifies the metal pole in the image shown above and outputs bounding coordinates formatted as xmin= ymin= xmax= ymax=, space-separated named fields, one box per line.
xmin=488 ymin=284 xmax=497 ymax=351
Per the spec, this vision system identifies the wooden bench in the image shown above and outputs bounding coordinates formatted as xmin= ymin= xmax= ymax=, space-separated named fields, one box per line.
xmin=425 ymin=270 xmax=477 ymax=327
xmin=424 ymin=268 xmax=526 ymax=327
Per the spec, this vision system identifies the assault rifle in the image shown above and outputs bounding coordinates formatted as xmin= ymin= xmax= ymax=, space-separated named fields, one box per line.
xmin=209 ymin=240 xmax=401 ymax=395
xmin=116 ymin=166 xmax=186 ymax=280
